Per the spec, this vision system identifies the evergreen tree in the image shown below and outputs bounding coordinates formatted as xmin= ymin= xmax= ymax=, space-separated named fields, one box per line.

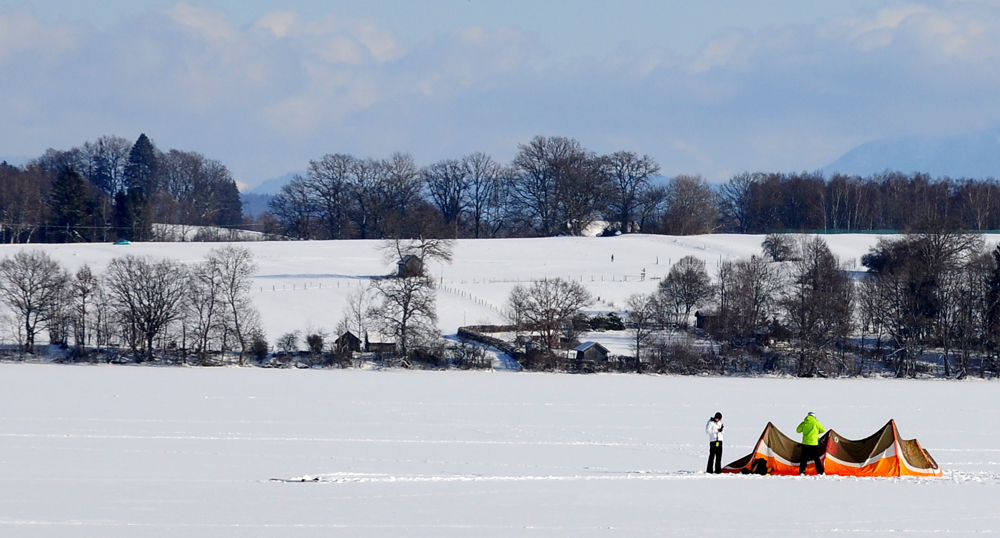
xmin=48 ymin=166 xmax=92 ymax=243
xmin=113 ymin=188 xmax=151 ymax=242
xmin=124 ymin=133 xmax=159 ymax=195
xmin=215 ymin=179 xmax=243 ymax=226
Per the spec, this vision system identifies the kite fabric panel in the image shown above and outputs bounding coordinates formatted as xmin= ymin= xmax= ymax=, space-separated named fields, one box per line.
xmin=721 ymin=420 xmax=941 ymax=477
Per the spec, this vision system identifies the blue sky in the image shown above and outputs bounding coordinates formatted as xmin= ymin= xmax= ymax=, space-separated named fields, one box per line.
xmin=1 ymin=1 xmax=997 ymax=187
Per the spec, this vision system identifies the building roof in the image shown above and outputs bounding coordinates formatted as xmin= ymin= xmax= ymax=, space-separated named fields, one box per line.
xmin=574 ymin=341 xmax=608 ymax=353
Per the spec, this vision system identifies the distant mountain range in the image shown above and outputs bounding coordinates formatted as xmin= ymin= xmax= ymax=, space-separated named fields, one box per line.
xmin=823 ymin=130 xmax=1000 ymax=179
xmin=249 ymin=171 xmax=302 ymax=195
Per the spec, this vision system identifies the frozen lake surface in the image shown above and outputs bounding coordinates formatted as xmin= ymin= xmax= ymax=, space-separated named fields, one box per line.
xmin=0 ymin=364 xmax=997 ymax=536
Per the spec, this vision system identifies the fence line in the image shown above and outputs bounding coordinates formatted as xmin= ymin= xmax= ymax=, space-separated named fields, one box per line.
xmin=252 ymin=274 xmax=660 ymax=294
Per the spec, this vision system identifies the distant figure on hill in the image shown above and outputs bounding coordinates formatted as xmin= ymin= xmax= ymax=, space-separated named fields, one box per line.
xmin=706 ymin=412 xmax=724 ymax=474
xmin=796 ymin=412 xmax=826 ymax=475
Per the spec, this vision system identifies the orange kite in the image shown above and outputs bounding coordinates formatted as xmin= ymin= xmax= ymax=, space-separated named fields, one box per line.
xmin=722 ymin=420 xmax=941 ymax=477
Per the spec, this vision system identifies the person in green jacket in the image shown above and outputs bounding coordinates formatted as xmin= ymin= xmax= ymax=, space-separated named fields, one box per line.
xmin=796 ymin=412 xmax=826 ymax=475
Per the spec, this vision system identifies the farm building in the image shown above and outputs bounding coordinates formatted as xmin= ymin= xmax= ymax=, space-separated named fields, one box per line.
xmin=575 ymin=341 xmax=610 ymax=362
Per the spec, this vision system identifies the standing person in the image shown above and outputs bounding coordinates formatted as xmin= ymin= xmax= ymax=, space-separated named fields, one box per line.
xmin=796 ymin=412 xmax=826 ymax=475
xmin=706 ymin=412 xmax=724 ymax=474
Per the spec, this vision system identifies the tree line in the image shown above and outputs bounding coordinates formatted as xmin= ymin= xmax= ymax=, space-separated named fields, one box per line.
xmin=266 ymin=137 xmax=1000 ymax=241
xmin=0 ymin=134 xmax=242 ymax=243
xmin=9 ymin=133 xmax=1000 ymax=244
xmin=0 ymin=246 xmax=264 ymax=365
xmin=501 ymin=231 xmax=1000 ymax=379
xmin=263 ymin=136 xmax=715 ymax=240
xmin=3 ymin=231 xmax=998 ymax=378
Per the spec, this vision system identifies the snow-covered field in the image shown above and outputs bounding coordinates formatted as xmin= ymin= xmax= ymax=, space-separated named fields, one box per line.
xmin=1 ymin=236 xmax=999 ymax=535
xmin=0 ymin=364 xmax=997 ymax=537
xmin=0 ymin=234 xmax=906 ymax=346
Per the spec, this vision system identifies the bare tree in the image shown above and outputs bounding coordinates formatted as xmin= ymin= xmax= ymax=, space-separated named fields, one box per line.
xmin=860 ymin=231 xmax=983 ymax=376
xmin=656 ymin=255 xmax=713 ymax=328
xmin=625 ymin=293 xmax=658 ymax=362
xmin=0 ymin=250 xmax=68 ymax=354
xmin=664 ymin=175 xmax=718 ymax=235
xmin=512 ymin=136 xmax=604 ymax=236
xmin=462 ymin=152 xmax=504 ymax=238
xmin=339 ymin=282 xmax=376 ymax=338
xmin=423 ymin=159 xmax=469 ymax=236
xmin=186 ymin=260 xmax=225 ymax=365
xmin=722 ymin=256 xmax=781 ymax=347
xmin=718 ymin=172 xmax=757 ymax=233
xmin=0 ymin=165 xmax=47 ymax=243
xmin=370 ymin=276 xmax=438 ymax=357
xmin=269 ymin=177 xmax=321 ymax=239
xmin=779 ymin=236 xmax=854 ymax=376
xmin=602 ymin=151 xmax=660 ymax=233
xmin=380 ymin=236 xmax=455 ymax=276
xmin=377 ymin=152 xmax=424 ymax=237
xmin=506 ymin=278 xmax=592 ymax=351
xmin=304 ymin=154 xmax=355 ymax=239
xmin=104 ymin=255 xmax=187 ymax=362
xmin=206 ymin=246 xmax=262 ymax=365
xmin=81 ymin=135 xmax=132 ymax=195
xmin=346 ymin=157 xmax=383 ymax=239
xmin=70 ymin=264 xmax=99 ymax=353
xmin=762 ymin=233 xmax=798 ymax=262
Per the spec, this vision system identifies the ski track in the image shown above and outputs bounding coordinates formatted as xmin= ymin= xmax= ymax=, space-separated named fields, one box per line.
xmin=271 ymin=469 xmax=1000 ymax=485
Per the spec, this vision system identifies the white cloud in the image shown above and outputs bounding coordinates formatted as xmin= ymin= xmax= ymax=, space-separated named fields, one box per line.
xmin=3 ymin=2 xmax=1000 ymax=185
xmin=0 ymin=6 xmax=79 ymax=62
xmin=165 ymin=1 xmax=237 ymax=41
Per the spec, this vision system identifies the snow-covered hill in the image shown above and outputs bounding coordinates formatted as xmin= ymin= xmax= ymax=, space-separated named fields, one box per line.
xmin=0 ymin=234 xmax=895 ymax=347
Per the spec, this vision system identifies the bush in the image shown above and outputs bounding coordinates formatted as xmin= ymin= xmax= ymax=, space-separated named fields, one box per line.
xmin=606 ymin=312 xmax=626 ymax=331
xmin=276 ymin=331 xmax=300 ymax=355
xmin=762 ymin=233 xmax=797 ymax=262
xmin=305 ymin=333 xmax=325 ymax=355
xmin=588 ymin=314 xmax=608 ymax=331
xmin=248 ymin=330 xmax=269 ymax=363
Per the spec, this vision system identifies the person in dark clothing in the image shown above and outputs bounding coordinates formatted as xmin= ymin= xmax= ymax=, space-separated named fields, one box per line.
xmin=796 ymin=412 xmax=826 ymax=475
xmin=706 ymin=412 xmax=724 ymax=474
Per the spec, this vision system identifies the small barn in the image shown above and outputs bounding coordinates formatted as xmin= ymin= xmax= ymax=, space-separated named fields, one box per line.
xmin=334 ymin=331 xmax=362 ymax=354
xmin=695 ymin=311 xmax=721 ymax=333
xmin=575 ymin=341 xmax=609 ymax=362
xmin=396 ymin=255 xmax=425 ymax=278
xmin=364 ymin=331 xmax=397 ymax=354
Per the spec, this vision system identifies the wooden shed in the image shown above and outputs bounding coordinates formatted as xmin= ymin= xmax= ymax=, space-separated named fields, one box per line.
xmin=364 ymin=331 xmax=397 ymax=354
xmin=574 ymin=341 xmax=609 ymax=362
xmin=396 ymin=255 xmax=425 ymax=278
xmin=334 ymin=331 xmax=362 ymax=354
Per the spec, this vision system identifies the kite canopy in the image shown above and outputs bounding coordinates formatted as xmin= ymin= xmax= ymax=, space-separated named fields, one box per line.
xmin=721 ymin=420 xmax=941 ymax=477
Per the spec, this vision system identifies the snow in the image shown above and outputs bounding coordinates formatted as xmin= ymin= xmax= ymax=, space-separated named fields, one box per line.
xmin=1 ymin=234 xmax=999 ymax=535
xmin=0 ymin=234 xmax=901 ymax=346
xmin=0 ymin=363 xmax=998 ymax=536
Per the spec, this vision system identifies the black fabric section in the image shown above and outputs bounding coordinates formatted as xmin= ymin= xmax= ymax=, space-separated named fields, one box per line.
xmin=799 ymin=443 xmax=825 ymax=475
xmin=707 ymin=441 xmax=723 ymax=474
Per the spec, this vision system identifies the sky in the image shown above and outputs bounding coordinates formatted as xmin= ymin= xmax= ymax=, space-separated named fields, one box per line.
xmin=1 ymin=0 xmax=999 ymax=187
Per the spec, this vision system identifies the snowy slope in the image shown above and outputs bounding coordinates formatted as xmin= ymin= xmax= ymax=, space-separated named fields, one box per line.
xmin=0 ymin=234 xmax=898 ymax=346
xmin=0 ymin=364 xmax=996 ymax=537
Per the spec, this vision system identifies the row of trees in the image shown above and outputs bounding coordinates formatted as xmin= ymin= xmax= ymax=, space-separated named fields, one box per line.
xmin=500 ymin=232 xmax=1000 ymax=378
xmin=0 ymin=247 xmax=264 ymax=364
xmin=265 ymin=136 xmax=716 ymax=240
xmin=11 ymin=133 xmax=1000 ymax=245
xmin=270 ymin=138 xmax=1000 ymax=241
xmin=0 ymin=134 xmax=243 ymax=243
xmin=642 ymin=232 xmax=999 ymax=377
xmin=717 ymin=171 xmax=1000 ymax=233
